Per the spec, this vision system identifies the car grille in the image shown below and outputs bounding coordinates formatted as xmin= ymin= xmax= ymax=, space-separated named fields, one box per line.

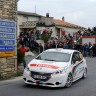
xmin=31 ymin=71 xmax=52 ymax=82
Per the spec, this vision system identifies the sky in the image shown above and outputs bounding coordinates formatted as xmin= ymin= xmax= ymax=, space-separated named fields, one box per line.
xmin=18 ymin=0 xmax=96 ymax=28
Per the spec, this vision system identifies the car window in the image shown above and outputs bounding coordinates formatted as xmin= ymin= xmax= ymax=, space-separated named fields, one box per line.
xmin=71 ymin=52 xmax=82 ymax=64
xmin=35 ymin=52 xmax=71 ymax=62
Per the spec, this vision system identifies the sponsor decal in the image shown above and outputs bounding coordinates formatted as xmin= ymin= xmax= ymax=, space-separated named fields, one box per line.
xmin=72 ymin=61 xmax=83 ymax=76
xmin=30 ymin=64 xmax=59 ymax=69
xmin=79 ymin=67 xmax=84 ymax=73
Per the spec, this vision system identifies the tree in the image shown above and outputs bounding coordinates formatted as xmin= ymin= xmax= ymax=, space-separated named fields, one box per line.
xmin=41 ymin=30 xmax=52 ymax=43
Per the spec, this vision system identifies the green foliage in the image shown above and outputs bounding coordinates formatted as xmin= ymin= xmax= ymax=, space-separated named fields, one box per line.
xmin=0 ymin=74 xmax=17 ymax=80
xmin=41 ymin=31 xmax=52 ymax=43
xmin=17 ymin=49 xmax=25 ymax=66
xmin=17 ymin=71 xmax=23 ymax=76
xmin=17 ymin=41 xmax=25 ymax=65
xmin=41 ymin=33 xmax=50 ymax=43
xmin=17 ymin=42 xmax=20 ymax=47
xmin=0 ymin=73 xmax=1 ymax=79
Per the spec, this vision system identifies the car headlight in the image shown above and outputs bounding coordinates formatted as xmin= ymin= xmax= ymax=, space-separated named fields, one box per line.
xmin=51 ymin=68 xmax=66 ymax=76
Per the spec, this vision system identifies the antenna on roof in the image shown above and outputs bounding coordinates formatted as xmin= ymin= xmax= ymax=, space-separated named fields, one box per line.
xmin=35 ymin=5 xmax=36 ymax=13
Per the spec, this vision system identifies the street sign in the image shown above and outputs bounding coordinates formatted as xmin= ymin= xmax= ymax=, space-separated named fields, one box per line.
xmin=0 ymin=27 xmax=15 ymax=33
xmin=0 ymin=20 xmax=16 ymax=46
xmin=0 ymin=46 xmax=14 ymax=51
xmin=0 ymin=40 xmax=15 ymax=46
xmin=0 ymin=20 xmax=16 ymax=54
xmin=0 ymin=33 xmax=15 ymax=39
xmin=0 ymin=20 xmax=16 ymax=27
xmin=0 ymin=51 xmax=14 ymax=57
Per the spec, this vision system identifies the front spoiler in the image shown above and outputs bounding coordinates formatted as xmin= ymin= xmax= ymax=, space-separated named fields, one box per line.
xmin=23 ymin=70 xmax=68 ymax=87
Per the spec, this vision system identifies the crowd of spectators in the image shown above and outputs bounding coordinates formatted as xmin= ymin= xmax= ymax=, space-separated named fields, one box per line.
xmin=17 ymin=27 xmax=96 ymax=57
xmin=44 ymin=27 xmax=96 ymax=57
xmin=44 ymin=38 xmax=96 ymax=57
xmin=17 ymin=30 xmax=40 ymax=52
xmin=82 ymin=27 xmax=96 ymax=36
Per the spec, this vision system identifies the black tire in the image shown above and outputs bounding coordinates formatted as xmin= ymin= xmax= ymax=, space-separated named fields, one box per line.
xmin=65 ymin=74 xmax=73 ymax=88
xmin=82 ymin=68 xmax=87 ymax=79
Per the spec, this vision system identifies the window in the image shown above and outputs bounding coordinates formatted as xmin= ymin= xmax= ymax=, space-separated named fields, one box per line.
xmin=72 ymin=52 xmax=82 ymax=64
xmin=35 ymin=52 xmax=71 ymax=62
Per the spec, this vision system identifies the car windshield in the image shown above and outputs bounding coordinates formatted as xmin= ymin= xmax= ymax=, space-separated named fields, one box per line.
xmin=35 ymin=52 xmax=71 ymax=62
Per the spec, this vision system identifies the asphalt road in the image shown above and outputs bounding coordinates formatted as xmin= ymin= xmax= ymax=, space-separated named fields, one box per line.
xmin=0 ymin=57 xmax=96 ymax=96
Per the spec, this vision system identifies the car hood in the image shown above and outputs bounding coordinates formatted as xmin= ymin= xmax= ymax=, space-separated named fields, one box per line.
xmin=28 ymin=59 xmax=69 ymax=73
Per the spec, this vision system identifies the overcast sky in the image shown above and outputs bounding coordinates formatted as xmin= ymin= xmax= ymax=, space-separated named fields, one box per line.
xmin=18 ymin=0 xmax=96 ymax=28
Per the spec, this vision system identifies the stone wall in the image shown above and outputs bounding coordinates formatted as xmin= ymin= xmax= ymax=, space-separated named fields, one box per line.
xmin=0 ymin=0 xmax=17 ymax=79
xmin=0 ymin=0 xmax=17 ymax=20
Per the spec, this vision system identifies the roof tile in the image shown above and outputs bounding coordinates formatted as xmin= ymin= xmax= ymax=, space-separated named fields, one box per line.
xmin=53 ymin=19 xmax=85 ymax=29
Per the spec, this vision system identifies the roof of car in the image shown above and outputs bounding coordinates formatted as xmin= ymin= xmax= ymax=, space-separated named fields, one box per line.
xmin=45 ymin=48 xmax=77 ymax=54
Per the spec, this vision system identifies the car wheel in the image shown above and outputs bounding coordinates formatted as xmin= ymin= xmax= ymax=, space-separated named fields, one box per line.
xmin=82 ymin=68 xmax=87 ymax=79
xmin=65 ymin=74 xmax=73 ymax=88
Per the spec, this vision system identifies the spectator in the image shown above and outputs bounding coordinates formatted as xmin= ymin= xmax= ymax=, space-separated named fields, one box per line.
xmin=38 ymin=43 xmax=43 ymax=53
xmin=88 ymin=42 xmax=93 ymax=57
xmin=83 ymin=43 xmax=89 ymax=57
xmin=19 ymin=44 xmax=28 ymax=68
xmin=92 ymin=43 xmax=96 ymax=57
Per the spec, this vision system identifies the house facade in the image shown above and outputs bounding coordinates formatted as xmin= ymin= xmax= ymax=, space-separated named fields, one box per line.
xmin=17 ymin=11 xmax=42 ymax=35
xmin=17 ymin=11 xmax=85 ymax=38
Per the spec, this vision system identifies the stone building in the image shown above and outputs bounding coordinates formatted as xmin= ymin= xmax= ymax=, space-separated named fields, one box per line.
xmin=0 ymin=0 xmax=17 ymax=79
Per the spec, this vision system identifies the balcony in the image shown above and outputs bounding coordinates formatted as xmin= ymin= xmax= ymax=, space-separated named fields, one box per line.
xmin=19 ymin=21 xmax=37 ymax=28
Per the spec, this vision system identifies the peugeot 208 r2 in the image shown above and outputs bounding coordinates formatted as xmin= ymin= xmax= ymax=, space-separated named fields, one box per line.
xmin=23 ymin=48 xmax=87 ymax=88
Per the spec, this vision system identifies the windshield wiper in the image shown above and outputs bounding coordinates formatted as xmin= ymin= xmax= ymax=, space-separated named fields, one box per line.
xmin=43 ymin=59 xmax=56 ymax=61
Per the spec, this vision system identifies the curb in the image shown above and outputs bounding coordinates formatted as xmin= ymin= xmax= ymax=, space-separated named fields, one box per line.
xmin=0 ymin=76 xmax=23 ymax=84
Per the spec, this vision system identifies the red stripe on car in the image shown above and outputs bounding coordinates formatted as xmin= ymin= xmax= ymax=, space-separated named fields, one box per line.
xmin=30 ymin=64 xmax=59 ymax=69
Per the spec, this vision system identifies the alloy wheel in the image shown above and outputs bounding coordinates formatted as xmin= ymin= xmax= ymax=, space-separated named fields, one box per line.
xmin=65 ymin=74 xmax=73 ymax=88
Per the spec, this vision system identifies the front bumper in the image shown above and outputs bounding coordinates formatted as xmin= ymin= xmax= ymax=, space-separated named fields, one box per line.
xmin=23 ymin=70 xmax=68 ymax=87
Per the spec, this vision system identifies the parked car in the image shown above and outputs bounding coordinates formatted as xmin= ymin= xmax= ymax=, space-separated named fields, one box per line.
xmin=23 ymin=48 xmax=87 ymax=88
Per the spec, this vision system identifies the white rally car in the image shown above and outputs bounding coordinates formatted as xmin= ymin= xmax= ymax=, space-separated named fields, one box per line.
xmin=23 ymin=48 xmax=87 ymax=88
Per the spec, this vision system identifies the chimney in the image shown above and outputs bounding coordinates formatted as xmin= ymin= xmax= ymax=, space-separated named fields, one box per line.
xmin=62 ymin=16 xmax=65 ymax=21
xmin=46 ymin=13 xmax=49 ymax=17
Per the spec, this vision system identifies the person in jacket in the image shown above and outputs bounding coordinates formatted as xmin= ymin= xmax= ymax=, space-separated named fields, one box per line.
xmin=19 ymin=44 xmax=28 ymax=68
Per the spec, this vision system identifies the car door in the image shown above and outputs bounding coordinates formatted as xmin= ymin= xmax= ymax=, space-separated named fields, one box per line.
xmin=71 ymin=52 xmax=84 ymax=80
